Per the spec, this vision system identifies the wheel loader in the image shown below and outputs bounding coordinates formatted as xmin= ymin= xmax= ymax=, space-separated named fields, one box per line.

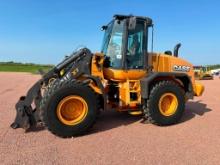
xmin=193 ymin=66 xmax=213 ymax=80
xmin=11 ymin=15 xmax=204 ymax=137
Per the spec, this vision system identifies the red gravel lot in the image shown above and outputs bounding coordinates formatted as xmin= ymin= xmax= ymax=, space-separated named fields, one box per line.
xmin=0 ymin=72 xmax=220 ymax=165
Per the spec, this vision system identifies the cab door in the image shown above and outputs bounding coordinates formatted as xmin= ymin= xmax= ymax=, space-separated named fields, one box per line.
xmin=126 ymin=21 xmax=146 ymax=70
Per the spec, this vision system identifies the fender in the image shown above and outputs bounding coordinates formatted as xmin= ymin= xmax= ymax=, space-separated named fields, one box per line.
xmin=140 ymin=72 xmax=194 ymax=99
xmin=83 ymin=75 xmax=106 ymax=111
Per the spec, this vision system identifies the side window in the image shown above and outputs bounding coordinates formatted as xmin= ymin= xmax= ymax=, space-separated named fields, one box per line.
xmin=106 ymin=21 xmax=124 ymax=68
xmin=107 ymin=32 xmax=123 ymax=67
xmin=127 ymin=23 xmax=144 ymax=69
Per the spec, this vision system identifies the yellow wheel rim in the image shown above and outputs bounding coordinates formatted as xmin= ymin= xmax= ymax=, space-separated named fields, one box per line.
xmin=159 ymin=93 xmax=178 ymax=116
xmin=56 ymin=95 xmax=88 ymax=126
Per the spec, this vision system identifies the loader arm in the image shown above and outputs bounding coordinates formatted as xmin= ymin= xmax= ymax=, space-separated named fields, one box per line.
xmin=11 ymin=48 xmax=93 ymax=130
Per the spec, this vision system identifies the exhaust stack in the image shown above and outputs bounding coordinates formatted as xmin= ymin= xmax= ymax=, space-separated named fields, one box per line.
xmin=174 ymin=43 xmax=181 ymax=57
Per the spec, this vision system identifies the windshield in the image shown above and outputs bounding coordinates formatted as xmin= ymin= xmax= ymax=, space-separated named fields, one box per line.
xmin=101 ymin=20 xmax=125 ymax=68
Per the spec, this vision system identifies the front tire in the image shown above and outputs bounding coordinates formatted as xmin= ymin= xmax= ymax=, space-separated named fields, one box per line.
xmin=144 ymin=80 xmax=185 ymax=125
xmin=40 ymin=79 xmax=98 ymax=137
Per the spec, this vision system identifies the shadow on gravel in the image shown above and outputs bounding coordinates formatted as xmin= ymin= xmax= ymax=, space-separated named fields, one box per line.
xmin=181 ymin=100 xmax=212 ymax=123
xmin=25 ymin=110 xmax=141 ymax=134
xmin=91 ymin=100 xmax=212 ymax=135
xmin=90 ymin=110 xmax=142 ymax=134
xmin=25 ymin=100 xmax=211 ymax=135
xmin=26 ymin=125 xmax=45 ymax=133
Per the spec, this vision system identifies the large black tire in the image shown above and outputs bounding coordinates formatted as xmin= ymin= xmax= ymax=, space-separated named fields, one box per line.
xmin=144 ymin=80 xmax=185 ymax=126
xmin=40 ymin=78 xmax=98 ymax=137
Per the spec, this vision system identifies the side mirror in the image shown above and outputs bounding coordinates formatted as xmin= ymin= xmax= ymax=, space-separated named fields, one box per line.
xmin=128 ymin=17 xmax=136 ymax=30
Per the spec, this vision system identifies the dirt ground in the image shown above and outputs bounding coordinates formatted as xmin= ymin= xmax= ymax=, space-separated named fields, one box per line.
xmin=0 ymin=72 xmax=219 ymax=165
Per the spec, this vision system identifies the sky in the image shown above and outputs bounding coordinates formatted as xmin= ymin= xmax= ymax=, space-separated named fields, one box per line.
xmin=0 ymin=0 xmax=219 ymax=65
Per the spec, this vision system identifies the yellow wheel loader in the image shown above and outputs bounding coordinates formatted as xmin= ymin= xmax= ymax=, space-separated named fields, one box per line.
xmin=11 ymin=15 xmax=204 ymax=137
xmin=193 ymin=66 xmax=213 ymax=80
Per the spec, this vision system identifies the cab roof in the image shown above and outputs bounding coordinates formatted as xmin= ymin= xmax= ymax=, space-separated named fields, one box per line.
xmin=114 ymin=14 xmax=153 ymax=26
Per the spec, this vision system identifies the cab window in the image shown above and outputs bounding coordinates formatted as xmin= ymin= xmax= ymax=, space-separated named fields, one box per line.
xmin=126 ymin=22 xmax=144 ymax=69
xmin=101 ymin=20 xmax=125 ymax=69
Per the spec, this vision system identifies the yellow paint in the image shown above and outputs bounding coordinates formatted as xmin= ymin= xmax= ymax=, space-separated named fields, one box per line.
xmin=159 ymin=93 xmax=178 ymax=116
xmin=88 ymin=51 xmax=204 ymax=112
xmin=91 ymin=53 xmax=105 ymax=79
xmin=194 ymin=82 xmax=205 ymax=96
xmin=128 ymin=111 xmax=143 ymax=115
xmin=103 ymin=68 xmax=146 ymax=81
xmin=56 ymin=95 xmax=88 ymax=126
xmin=72 ymin=68 xmax=79 ymax=76
xmin=60 ymin=69 xmax=65 ymax=76
xmin=117 ymin=80 xmax=141 ymax=110
xmin=151 ymin=53 xmax=194 ymax=76
xmin=89 ymin=82 xmax=102 ymax=94
xmin=151 ymin=53 xmax=204 ymax=97
xmin=89 ymin=53 xmax=105 ymax=94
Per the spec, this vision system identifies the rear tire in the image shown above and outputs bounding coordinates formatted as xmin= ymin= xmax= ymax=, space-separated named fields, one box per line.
xmin=144 ymin=80 xmax=185 ymax=125
xmin=40 ymin=79 xmax=98 ymax=137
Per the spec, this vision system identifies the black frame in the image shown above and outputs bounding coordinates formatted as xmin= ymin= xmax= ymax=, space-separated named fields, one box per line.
xmin=123 ymin=17 xmax=152 ymax=70
xmin=102 ymin=15 xmax=153 ymax=70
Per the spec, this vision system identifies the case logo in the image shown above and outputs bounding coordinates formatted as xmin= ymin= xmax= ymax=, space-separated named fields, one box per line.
xmin=173 ymin=65 xmax=190 ymax=72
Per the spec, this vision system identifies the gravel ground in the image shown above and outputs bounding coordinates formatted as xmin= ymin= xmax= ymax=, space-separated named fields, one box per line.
xmin=0 ymin=72 xmax=219 ymax=165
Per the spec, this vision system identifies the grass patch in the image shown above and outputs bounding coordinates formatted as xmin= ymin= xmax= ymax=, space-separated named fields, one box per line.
xmin=0 ymin=62 xmax=54 ymax=74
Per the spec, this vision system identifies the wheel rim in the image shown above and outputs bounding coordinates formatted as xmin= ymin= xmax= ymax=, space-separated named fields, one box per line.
xmin=56 ymin=95 xmax=88 ymax=126
xmin=159 ymin=93 xmax=178 ymax=116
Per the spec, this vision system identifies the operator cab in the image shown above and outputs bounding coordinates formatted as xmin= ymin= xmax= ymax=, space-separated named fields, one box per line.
xmin=101 ymin=15 xmax=153 ymax=71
